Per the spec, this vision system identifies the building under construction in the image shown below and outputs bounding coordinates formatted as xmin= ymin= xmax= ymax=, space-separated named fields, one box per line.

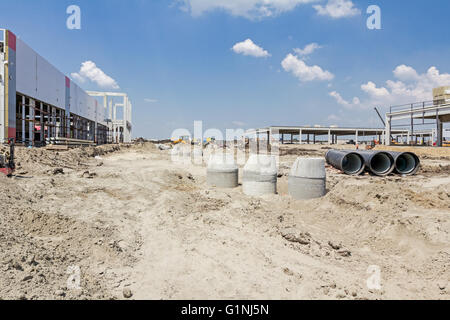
xmin=0 ymin=29 xmax=132 ymax=146
xmin=385 ymin=86 xmax=450 ymax=147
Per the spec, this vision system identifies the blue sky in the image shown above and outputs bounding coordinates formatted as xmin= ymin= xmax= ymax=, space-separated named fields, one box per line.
xmin=1 ymin=0 xmax=450 ymax=139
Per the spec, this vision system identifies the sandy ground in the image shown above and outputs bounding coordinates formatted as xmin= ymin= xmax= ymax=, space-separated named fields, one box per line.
xmin=0 ymin=142 xmax=449 ymax=300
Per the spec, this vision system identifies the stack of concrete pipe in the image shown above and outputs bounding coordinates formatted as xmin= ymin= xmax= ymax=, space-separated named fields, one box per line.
xmin=325 ymin=150 xmax=420 ymax=176
xmin=206 ymin=153 xmax=328 ymax=200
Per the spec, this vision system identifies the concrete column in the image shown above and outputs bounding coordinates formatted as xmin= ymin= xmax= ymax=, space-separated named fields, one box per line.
xmin=52 ymin=107 xmax=56 ymax=138
xmin=328 ymin=130 xmax=332 ymax=145
xmin=307 ymin=134 xmax=310 ymax=144
xmin=290 ymin=134 xmax=293 ymax=144
xmin=385 ymin=116 xmax=392 ymax=146
xmin=437 ymin=117 xmax=443 ymax=147
xmin=29 ymin=99 xmax=35 ymax=146
xmin=40 ymin=102 xmax=44 ymax=143
xmin=21 ymin=96 xmax=25 ymax=143
xmin=109 ymin=99 xmax=113 ymax=120
xmin=281 ymin=134 xmax=284 ymax=145
xmin=299 ymin=129 xmax=302 ymax=144
xmin=313 ymin=134 xmax=316 ymax=144
xmin=355 ymin=130 xmax=359 ymax=145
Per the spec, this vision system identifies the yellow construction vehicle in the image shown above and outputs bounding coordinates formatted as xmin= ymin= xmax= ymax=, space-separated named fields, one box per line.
xmin=172 ymin=135 xmax=190 ymax=145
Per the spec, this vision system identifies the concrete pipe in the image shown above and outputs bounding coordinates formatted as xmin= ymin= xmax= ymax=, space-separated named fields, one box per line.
xmin=386 ymin=151 xmax=420 ymax=176
xmin=289 ymin=157 xmax=326 ymax=200
xmin=207 ymin=153 xmax=239 ymax=188
xmin=354 ymin=150 xmax=395 ymax=177
xmin=325 ymin=150 xmax=365 ymax=175
xmin=242 ymin=155 xmax=278 ymax=196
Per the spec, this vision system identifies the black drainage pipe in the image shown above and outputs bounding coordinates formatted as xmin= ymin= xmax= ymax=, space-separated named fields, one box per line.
xmin=325 ymin=150 xmax=366 ymax=175
xmin=354 ymin=150 xmax=395 ymax=176
xmin=385 ymin=151 xmax=420 ymax=176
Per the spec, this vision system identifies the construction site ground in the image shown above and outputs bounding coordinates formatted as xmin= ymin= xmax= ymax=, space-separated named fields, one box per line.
xmin=0 ymin=142 xmax=449 ymax=300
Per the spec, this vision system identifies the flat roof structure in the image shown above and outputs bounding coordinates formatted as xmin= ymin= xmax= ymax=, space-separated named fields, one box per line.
xmin=245 ymin=126 xmax=409 ymax=145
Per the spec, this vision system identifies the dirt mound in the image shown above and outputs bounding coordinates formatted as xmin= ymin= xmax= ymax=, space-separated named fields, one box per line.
xmin=0 ymin=144 xmax=121 ymax=176
xmin=0 ymin=145 xmax=138 ymax=300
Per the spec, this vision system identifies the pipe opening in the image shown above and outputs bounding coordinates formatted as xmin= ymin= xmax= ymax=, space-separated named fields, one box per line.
xmin=371 ymin=153 xmax=392 ymax=175
xmin=396 ymin=153 xmax=417 ymax=175
xmin=342 ymin=153 xmax=363 ymax=175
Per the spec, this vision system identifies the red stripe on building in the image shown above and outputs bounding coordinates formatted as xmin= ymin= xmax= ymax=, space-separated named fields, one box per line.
xmin=7 ymin=31 xmax=16 ymax=52
xmin=8 ymin=127 xmax=16 ymax=140
xmin=65 ymin=76 xmax=71 ymax=88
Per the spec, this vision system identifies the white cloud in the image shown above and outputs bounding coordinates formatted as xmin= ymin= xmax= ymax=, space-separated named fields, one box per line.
xmin=180 ymin=0 xmax=319 ymax=19
xmin=281 ymin=53 xmax=334 ymax=82
xmin=361 ymin=81 xmax=390 ymax=98
xmin=362 ymin=66 xmax=450 ymax=104
xmin=314 ymin=0 xmax=360 ymax=18
xmin=293 ymin=43 xmax=322 ymax=56
xmin=330 ymin=65 xmax=450 ymax=110
xmin=144 ymin=98 xmax=158 ymax=103
xmin=393 ymin=65 xmax=420 ymax=81
xmin=232 ymin=39 xmax=271 ymax=58
xmin=329 ymin=91 xmax=360 ymax=108
xmin=71 ymin=61 xmax=119 ymax=89
xmin=71 ymin=72 xmax=85 ymax=84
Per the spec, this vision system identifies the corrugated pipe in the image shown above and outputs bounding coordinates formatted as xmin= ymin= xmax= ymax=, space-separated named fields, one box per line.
xmin=354 ymin=150 xmax=395 ymax=177
xmin=325 ymin=150 xmax=365 ymax=175
xmin=385 ymin=151 xmax=420 ymax=176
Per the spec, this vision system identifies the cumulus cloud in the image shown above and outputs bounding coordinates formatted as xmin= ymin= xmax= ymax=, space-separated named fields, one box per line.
xmin=330 ymin=65 xmax=450 ymax=109
xmin=180 ymin=0 xmax=319 ymax=19
xmin=314 ymin=0 xmax=360 ymax=18
xmin=362 ymin=66 xmax=450 ymax=104
xmin=329 ymin=91 xmax=361 ymax=109
xmin=232 ymin=39 xmax=271 ymax=58
xmin=71 ymin=61 xmax=119 ymax=89
xmin=282 ymin=53 xmax=334 ymax=82
xmin=293 ymin=43 xmax=322 ymax=56
xmin=329 ymin=91 xmax=360 ymax=108
xmin=361 ymin=81 xmax=390 ymax=98
xmin=392 ymin=64 xmax=420 ymax=82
